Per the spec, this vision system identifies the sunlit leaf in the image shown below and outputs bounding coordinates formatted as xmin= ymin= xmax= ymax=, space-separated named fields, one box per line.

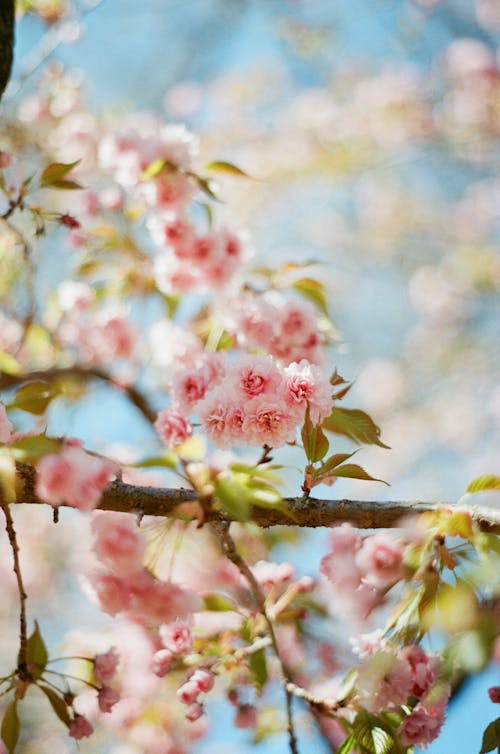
xmin=132 ymin=453 xmax=177 ymax=469
xmin=301 ymin=405 xmax=329 ymax=463
xmin=40 ymin=160 xmax=81 ymax=189
xmin=205 ymin=160 xmax=253 ymax=179
xmin=0 ymin=351 xmax=21 ymax=376
xmin=353 ymin=710 xmax=394 ymax=754
xmin=330 ymin=463 xmax=388 ymax=485
xmin=336 ymin=668 xmax=358 ymax=703
xmin=0 ymin=450 xmax=16 ymax=503
xmin=141 ymin=158 xmax=168 ymax=180
xmin=293 ymin=277 xmax=328 ymax=316
xmin=9 ymin=434 xmax=61 ymax=462
xmin=467 ymin=475 xmax=500 ymax=493
xmin=323 ymin=407 xmax=389 ymax=448
xmin=9 ymin=381 xmax=57 ymax=415
xmin=203 ymin=594 xmax=238 ymax=612
xmin=337 ymin=733 xmax=355 ymax=754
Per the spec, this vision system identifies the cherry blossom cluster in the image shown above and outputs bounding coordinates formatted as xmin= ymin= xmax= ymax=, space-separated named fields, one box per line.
xmin=156 ymin=354 xmax=334 ymax=450
xmin=320 ymin=524 xmax=405 ymax=622
xmin=353 ymin=639 xmax=450 ymax=749
xmin=227 ymin=292 xmax=326 ymax=365
xmin=87 ymin=512 xmax=201 ymax=624
xmin=36 ymin=439 xmax=116 ymax=511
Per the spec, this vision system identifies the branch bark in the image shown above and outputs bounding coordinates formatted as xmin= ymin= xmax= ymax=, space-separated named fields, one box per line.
xmin=13 ymin=462 xmax=500 ymax=532
xmin=0 ymin=0 xmax=15 ymax=102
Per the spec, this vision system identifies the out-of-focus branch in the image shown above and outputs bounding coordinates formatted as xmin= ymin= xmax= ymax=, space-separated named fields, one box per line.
xmin=13 ymin=462 xmax=500 ymax=531
xmin=0 ymin=366 xmax=157 ymax=424
xmin=0 ymin=0 xmax=15 ymax=102
xmin=211 ymin=520 xmax=299 ymax=754
xmin=1 ymin=499 xmax=28 ymax=680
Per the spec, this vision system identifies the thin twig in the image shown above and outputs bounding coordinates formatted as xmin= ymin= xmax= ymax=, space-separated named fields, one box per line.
xmin=211 ymin=520 xmax=299 ymax=754
xmin=1 ymin=502 xmax=29 ymax=680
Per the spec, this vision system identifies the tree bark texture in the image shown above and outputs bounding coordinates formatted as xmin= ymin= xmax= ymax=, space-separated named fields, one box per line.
xmin=0 ymin=0 xmax=15 ymax=102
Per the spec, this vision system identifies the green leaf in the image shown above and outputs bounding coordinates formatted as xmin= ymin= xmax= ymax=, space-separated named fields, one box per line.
xmin=190 ymin=173 xmax=221 ymax=201
xmin=1 ymin=701 xmax=19 ymax=754
xmin=26 ymin=621 xmax=48 ymax=680
xmin=215 ymin=474 xmax=251 ymax=522
xmin=353 ymin=710 xmax=394 ymax=754
xmin=467 ymin=475 xmax=500 ymax=493
xmin=203 ymin=594 xmax=238 ymax=612
xmin=0 ymin=351 xmax=21 ymax=376
xmin=293 ymin=278 xmax=328 ymax=316
xmin=40 ymin=160 xmax=80 ymax=187
xmin=38 ymin=685 xmax=71 ymax=727
xmin=47 ymin=179 xmax=82 ymax=190
xmin=249 ymin=648 xmax=268 ymax=695
xmin=141 ymin=158 xmax=168 ymax=180
xmin=9 ymin=381 xmax=57 ymax=415
xmin=9 ymin=434 xmax=62 ymax=462
xmin=301 ymin=405 xmax=329 ymax=463
xmin=322 ymin=407 xmax=390 ymax=448
xmin=336 ymin=668 xmax=358 ymax=703
xmin=330 ymin=463 xmax=388 ymax=485
xmin=132 ymin=453 xmax=177 ymax=469
xmin=0 ymin=450 xmax=16 ymax=503
xmin=337 ymin=733 xmax=356 ymax=754
xmin=478 ymin=717 xmax=500 ymax=754
xmin=320 ymin=452 xmax=357 ymax=475
xmin=205 ymin=160 xmax=253 ymax=179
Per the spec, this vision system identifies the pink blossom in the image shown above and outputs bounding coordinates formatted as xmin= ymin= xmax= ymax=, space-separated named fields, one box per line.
xmin=36 ymin=443 xmax=116 ymax=510
xmin=251 ymin=560 xmax=294 ymax=589
xmin=159 ymin=621 xmax=192 ymax=655
xmin=151 ymin=648 xmax=173 ymax=677
xmin=358 ymin=651 xmax=413 ymax=712
xmin=356 ymin=534 xmax=404 ymax=589
xmin=489 ymin=686 xmax=500 ymax=703
xmin=283 ymin=359 xmax=333 ymax=422
xmin=185 ymin=702 xmax=204 ymax=722
xmin=399 ymin=645 xmax=437 ymax=698
xmin=234 ymin=705 xmax=258 ymax=729
xmin=190 ymin=668 xmax=215 ymax=693
xmin=155 ymin=407 xmax=193 ymax=448
xmin=242 ymin=394 xmax=297 ymax=448
xmin=128 ymin=572 xmax=201 ymax=625
xmin=171 ymin=369 xmax=209 ymax=413
xmin=97 ymin=686 xmax=121 ymax=713
xmin=94 ymin=647 xmax=120 ymax=685
xmin=91 ymin=512 xmax=145 ymax=575
xmin=198 ymin=390 xmax=232 ymax=448
xmin=398 ymin=703 xmax=446 ymax=748
xmin=177 ymin=680 xmax=199 ymax=705
xmin=88 ymin=571 xmax=131 ymax=616
xmin=69 ymin=714 xmax=94 ymax=740
xmin=0 ymin=403 xmax=13 ymax=443
xmin=228 ymin=355 xmax=283 ymax=399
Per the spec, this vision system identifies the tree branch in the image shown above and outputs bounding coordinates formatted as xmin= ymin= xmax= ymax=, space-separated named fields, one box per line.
xmin=211 ymin=520 xmax=300 ymax=754
xmin=0 ymin=0 xmax=15 ymax=103
xmin=13 ymin=461 xmax=500 ymax=530
xmin=1 ymin=501 xmax=29 ymax=680
xmin=0 ymin=367 xmax=157 ymax=425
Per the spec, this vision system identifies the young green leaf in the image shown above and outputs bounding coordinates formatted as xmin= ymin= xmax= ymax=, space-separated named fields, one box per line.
xmin=205 ymin=160 xmax=253 ymax=179
xmin=40 ymin=160 xmax=81 ymax=189
xmin=301 ymin=405 xmax=329 ymax=462
xmin=322 ymin=407 xmax=390 ymax=448
xmin=467 ymin=475 xmax=500 ymax=493
xmin=203 ymin=594 xmax=238 ymax=612
xmin=9 ymin=381 xmax=57 ymax=415
xmin=1 ymin=701 xmax=19 ymax=754
xmin=293 ymin=277 xmax=328 ymax=316
xmin=26 ymin=621 xmax=48 ymax=680
xmin=353 ymin=710 xmax=394 ymax=754
xmin=9 ymin=434 xmax=62 ymax=462
xmin=249 ymin=648 xmax=268 ymax=695
xmin=330 ymin=463 xmax=388 ymax=485
xmin=38 ymin=685 xmax=71 ymax=727
xmin=478 ymin=717 xmax=500 ymax=754
xmin=337 ymin=733 xmax=356 ymax=754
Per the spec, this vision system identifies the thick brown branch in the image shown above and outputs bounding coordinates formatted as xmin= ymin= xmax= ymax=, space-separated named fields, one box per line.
xmin=0 ymin=0 xmax=15 ymax=102
xmin=13 ymin=462 xmax=500 ymax=531
xmin=0 ymin=367 xmax=157 ymax=425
